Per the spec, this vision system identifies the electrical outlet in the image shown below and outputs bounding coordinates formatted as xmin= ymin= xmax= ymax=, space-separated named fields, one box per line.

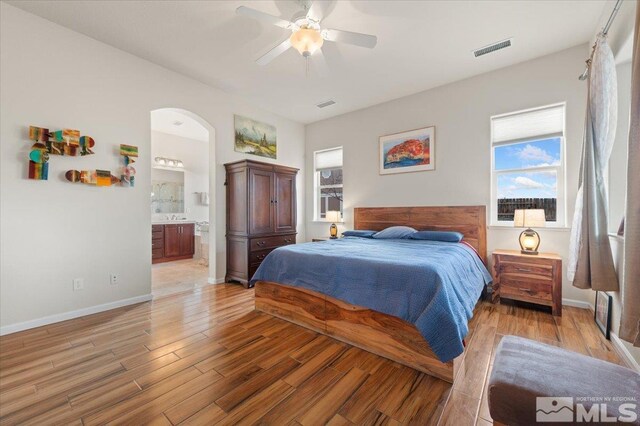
xmin=110 ymin=273 xmax=118 ymax=286
xmin=73 ymin=278 xmax=84 ymax=291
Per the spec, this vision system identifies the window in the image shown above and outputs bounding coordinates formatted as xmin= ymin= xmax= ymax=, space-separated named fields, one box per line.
xmin=491 ymin=103 xmax=565 ymax=226
xmin=314 ymin=147 xmax=343 ymax=220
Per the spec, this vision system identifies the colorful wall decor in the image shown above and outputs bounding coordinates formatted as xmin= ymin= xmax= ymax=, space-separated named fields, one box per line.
xmin=27 ymin=126 xmax=138 ymax=188
xmin=27 ymin=126 xmax=95 ymax=180
xmin=65 ymin=169 xmax=121 ymax=186
xmin=119 ymin=144 xmax=137 ymax=187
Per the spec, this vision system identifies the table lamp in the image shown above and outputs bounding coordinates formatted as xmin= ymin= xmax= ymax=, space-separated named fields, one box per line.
xmin=513 ymin=209 xmax=546 ymax=255
xmin=326 ymin=210 xmax=340 ymax=239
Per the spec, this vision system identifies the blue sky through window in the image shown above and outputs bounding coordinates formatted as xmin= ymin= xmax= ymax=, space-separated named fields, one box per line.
xmin=494 ymin=138 xmax=561 ymax=199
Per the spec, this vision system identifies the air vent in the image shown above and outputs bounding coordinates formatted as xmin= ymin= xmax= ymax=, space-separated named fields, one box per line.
xmin=316 ymin=100 xmax=336 ymax=109
xmin=473 ymin=38 xmax=512 ymax=58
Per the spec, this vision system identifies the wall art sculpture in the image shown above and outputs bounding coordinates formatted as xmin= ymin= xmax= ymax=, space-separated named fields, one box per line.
xmin=27 ymin=126 xmax=95 ymax=180
xmin=119 ymin=144 xmax=138 ymax=187
xmin=27 ymin=126 xmax=138 ymax=188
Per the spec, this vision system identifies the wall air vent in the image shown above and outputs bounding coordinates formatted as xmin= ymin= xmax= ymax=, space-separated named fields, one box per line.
xmin=473 ymin=38 xmax=512 ymax=58
xmin=316 ymin=100 xmax=336 ymax=109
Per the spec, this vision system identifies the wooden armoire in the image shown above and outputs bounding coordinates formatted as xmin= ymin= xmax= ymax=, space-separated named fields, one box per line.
xmin=224 ymin=160 xmax=298 ymax=287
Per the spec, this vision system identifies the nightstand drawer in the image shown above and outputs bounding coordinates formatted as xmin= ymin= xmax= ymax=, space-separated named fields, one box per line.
xmin=501 ymin=277 xmax=552 ymax=301
xmin=501 ymin=286 xmax=553 ymax=305
xmin=499 ymin=261 xmax=553 ymax=279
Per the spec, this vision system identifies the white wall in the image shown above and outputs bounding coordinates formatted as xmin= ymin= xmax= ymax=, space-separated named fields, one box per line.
xmin=0 ymin=4 xmax=305 ymax=332
xmin=151 ymin=131 xmax=209 ymax=224
xmin=306 ymin=44 xmax=592 ymax=304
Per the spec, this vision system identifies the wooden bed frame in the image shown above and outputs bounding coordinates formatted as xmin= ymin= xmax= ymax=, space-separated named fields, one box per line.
xmin=255 ymin=205 xmax=487 ymax=383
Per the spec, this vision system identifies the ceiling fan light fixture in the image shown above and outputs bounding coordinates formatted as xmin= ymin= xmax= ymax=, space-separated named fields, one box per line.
xmin=289 ymin=28 xmax=323 ymax=57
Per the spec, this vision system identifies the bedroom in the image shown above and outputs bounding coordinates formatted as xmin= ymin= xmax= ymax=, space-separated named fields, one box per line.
xmin=1 ymin=0 xmax=639 ymax=424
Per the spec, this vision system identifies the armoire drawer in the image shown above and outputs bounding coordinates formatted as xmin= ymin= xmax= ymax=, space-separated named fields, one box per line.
xmin=250 ymin=248 xmax=274 ymax=263
xmin=250 ymin=235 xmax=296 ymax=251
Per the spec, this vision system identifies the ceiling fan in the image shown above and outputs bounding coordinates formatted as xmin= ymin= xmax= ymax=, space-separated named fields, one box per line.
xmin=236 ymin=1 xmax=377 ymax=66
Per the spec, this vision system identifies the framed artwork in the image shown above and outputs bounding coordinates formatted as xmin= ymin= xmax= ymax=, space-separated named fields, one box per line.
xmin=594 ymin=291 xmax=612 ymax=339
xmin=379 ymin=126 xmax=435 ymax=175
xmin=234 ymin=115 xmax=277 ymax=159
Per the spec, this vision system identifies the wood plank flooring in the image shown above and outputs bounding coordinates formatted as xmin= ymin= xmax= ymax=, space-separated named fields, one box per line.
xmin=0 ymin=284 xmax=624 ymax=425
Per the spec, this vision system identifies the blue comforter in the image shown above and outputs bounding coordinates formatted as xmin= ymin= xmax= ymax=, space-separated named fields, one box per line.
xmin=251 ymin=237 xmax=492 ymax=362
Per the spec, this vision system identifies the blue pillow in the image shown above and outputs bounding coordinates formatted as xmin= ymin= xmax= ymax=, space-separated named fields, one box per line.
xmin=372 ymin=226 xmax=417 ymax=239
xmin=342 ymin=230 xmax=377 ymax=238
xmin=410 ymin=230 xmax=464 ymax=242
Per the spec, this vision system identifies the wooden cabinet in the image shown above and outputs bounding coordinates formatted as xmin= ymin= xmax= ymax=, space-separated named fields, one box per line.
xmin=492 ymin=249 xmax=562 ymax=316
xmin=225 ymin=160 xmax=298 ymax=287
xmin=151 ymin=223 xmax=195 ymax=264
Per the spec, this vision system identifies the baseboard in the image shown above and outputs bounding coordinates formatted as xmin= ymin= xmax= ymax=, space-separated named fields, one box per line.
xmin=208 ymin=277 xmax=226 ymax=284
xmin=561 ymin=298 xmax=593 ymax=310
xmin=610 ymin=332 xmax=640 ymax=372
xmin=0 ymin=294 xmax=152 ymax=336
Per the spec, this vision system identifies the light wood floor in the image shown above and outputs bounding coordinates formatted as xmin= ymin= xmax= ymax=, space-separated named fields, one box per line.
xmin=0 ymin=284 xmax=624 ymax=425
xmin=152 ymin=259 xmax=209 ymax=298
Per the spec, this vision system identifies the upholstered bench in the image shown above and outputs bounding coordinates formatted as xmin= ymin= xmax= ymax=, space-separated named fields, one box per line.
xmin=488 ymin=335 xmax=640 ymax=425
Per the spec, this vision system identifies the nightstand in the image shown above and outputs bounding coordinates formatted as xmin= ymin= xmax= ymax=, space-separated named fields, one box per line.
xmin=311 ymin=237 xmax=330 ymax=242
xmin=492 ymin=249 xmax=562 ymax=316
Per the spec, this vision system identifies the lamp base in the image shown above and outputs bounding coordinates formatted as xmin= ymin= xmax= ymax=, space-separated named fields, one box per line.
xmin=329 ymin=223 xmax=338 ymax=239
xmin=518 ymin=228 xmax=541 ymax=255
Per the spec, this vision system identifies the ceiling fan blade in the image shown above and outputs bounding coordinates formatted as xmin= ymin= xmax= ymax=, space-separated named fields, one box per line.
xmin=322 ymin=28 xmax=377 ymax=49
xmin=236 ymin=6 xmax=294 ymax=30
xmin=256 ymin=38 xmax=292 ymax=66
xmin=306 ymin=1 xmax=325 ymax=22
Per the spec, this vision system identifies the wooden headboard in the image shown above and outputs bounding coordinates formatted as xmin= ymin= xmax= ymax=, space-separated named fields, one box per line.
xmin=354 ymin=206 xmax=487 ymax=262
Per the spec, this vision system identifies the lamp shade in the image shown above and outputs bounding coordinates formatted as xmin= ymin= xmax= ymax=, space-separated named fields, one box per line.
xmin=513 ymin=209 xmax=546 ymax=228
xmin=326 ymin=210 xmax=340 ymax=223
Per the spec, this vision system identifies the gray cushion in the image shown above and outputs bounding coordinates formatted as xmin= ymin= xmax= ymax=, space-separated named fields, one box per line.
xmin=488 ymin=335 xmax=640 ymax=425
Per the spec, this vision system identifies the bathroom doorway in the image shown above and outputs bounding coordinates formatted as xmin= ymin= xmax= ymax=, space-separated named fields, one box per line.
xmin=150 ymin=108 xmax=216 ymax=297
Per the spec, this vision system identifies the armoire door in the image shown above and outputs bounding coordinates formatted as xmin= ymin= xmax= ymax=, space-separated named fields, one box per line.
xmin=164 ymin=225 xmax=181 ymax=257
xmin=249 ymin=168 xmax=274 ymax=234
xmin=179 ymin=224 xmax=194 ymax=255
xmin=274 ymin=172 xmax=296 ymax=233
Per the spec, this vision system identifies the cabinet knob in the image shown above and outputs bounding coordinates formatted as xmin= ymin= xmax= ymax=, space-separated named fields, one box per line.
xmin=284 ymin=238 xmax=291 ymax=243
xmin=516 ymin=267 xmax=532 ymax=273
xmin=257 ymin=241 xmax=265 ymax=246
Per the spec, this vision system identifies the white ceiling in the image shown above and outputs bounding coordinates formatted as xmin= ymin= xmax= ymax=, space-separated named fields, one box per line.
xmin=8 ymin=0 xmax=610 ymax=124
xmin=151 ymin=109 xmax=209 ymax=142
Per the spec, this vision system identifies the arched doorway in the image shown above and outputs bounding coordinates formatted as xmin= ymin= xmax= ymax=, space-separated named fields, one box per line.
xmin=150 ymin=108 xmax=216 ymax=296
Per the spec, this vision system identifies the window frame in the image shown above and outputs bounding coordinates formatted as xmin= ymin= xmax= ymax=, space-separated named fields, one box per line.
xmin=313 ymin=146 xmax=343 ymax=222
xmin=490 ymin=103 xmax=567 ymax=227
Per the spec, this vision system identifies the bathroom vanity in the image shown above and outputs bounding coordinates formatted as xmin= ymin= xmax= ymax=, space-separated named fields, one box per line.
xmin=152 ymin=222 xmax=195 ymax=264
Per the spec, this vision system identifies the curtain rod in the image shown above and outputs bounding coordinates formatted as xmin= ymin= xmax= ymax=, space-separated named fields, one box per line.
xmin=578 ymin=0 xmax=623 ymax=80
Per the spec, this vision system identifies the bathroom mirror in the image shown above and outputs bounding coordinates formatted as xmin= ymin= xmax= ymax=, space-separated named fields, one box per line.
xmin=151 ymin=168 xmax=185 ymax=214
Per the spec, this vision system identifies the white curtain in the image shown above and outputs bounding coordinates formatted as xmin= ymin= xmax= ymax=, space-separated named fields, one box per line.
xmin=567 ymin=35 xmax=619 ymax=290
xmin=620 ymin=1 xmax=640 ymax=346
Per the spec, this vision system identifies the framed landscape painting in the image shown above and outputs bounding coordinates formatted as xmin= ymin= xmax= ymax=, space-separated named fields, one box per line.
xmin=379 ymin=126 xmax=435 ymax=175
xmin=234 ymin=115 xmax=277 ymax=159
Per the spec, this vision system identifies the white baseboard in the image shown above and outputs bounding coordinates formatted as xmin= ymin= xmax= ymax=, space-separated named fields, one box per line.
xmin=610 ymin=332 xmax=640 ymax=372
xmin=562 ymin=298 xmax=593 ymax=310
xmin=208 ymin=277 xmax=225 ymax=284
xmin=0 ymin=294 xmax=152 ymax=336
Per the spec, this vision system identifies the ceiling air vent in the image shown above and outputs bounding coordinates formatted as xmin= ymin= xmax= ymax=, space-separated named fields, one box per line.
xmin=316 ymin=100 xmax=336 ymax=109
xmin=473 ymin=38 xmax=512 ymax=58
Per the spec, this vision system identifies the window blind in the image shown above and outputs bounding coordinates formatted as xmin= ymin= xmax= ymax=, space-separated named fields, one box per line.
xmin=315 ymin=147 xmax=343 ymax=171
xmin=492 ymin=104 xmax=564 ymax=144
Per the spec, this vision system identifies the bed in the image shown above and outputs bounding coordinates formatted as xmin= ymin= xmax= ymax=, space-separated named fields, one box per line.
xmin=252 ymin=206 xmax=490 ymax=382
